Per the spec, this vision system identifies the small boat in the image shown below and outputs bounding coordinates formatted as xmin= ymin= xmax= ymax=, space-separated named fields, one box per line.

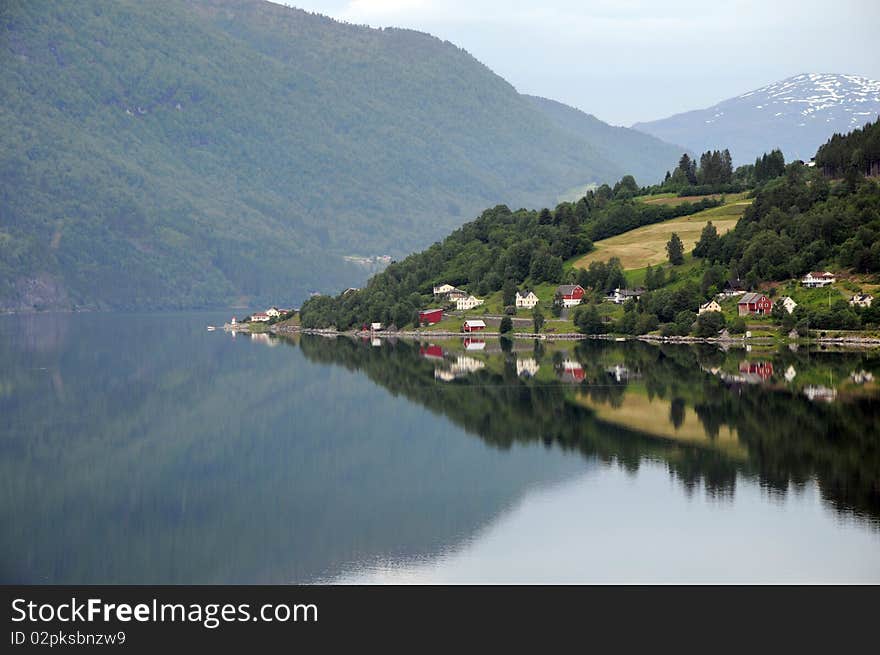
xmin=207 ymin=326 xmax=216 ymax=331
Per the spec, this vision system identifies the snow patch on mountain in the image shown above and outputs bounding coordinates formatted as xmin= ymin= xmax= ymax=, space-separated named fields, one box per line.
xmin=632 ymin=73 xmax=880 ymax=164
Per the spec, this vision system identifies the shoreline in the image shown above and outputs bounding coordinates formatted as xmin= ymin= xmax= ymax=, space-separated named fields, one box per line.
xmin=270 ymin=324 xmax=880 ymax=347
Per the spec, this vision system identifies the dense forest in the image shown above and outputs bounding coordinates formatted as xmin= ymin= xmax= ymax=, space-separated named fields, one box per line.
xmin=643 ymin=148 xmax=785 ymax=196
xmin=300 ymin=189 xmax=719 ymax=329
xmin=0 ymin=0 xmax=681 ymax=311
xmin=814 ymin=117 xmax=880 ymax=178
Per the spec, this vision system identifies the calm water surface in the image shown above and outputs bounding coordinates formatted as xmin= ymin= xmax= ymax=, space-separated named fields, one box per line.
xmin=1 ymin=312 xmax=879 ymax=583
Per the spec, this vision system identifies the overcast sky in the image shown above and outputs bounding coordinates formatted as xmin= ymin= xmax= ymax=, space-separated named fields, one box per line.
xmin=273 ymin=0 xmax=880 ymax=125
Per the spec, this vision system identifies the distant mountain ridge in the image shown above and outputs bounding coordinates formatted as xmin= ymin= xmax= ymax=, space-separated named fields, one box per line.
xmin=0 ymin=0 xmax=680 ymax=311
xmin=524 ymin=95 xmax=684 ymax=188
xmin=633 ymin=73 xmax=880 ymax=165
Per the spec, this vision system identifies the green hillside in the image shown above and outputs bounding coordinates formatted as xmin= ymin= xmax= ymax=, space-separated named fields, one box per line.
xmin=525 ymin=95 xmax=685 ymax=186
xmin=0 ymin=0 xmax=680 ymax=311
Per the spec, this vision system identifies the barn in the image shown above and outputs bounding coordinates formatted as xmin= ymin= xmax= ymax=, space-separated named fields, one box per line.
xmin=737 ymin=293 xmax=773 ymax=316
xmin=462 ymin=319 xmax=486 ymax=333
xmin=418 ymin=308 xmax=443 ymax=325
xmin=556 ymin=284 xmax=586 ymax=307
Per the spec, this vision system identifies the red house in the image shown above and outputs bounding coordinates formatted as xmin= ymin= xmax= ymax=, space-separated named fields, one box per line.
xmin=418 ymin=308 xmax=443 ymax=325
xmin=556 ymin=284 xmax=586 ymax=307
xmin=462 ymin=319 xmax=486 ymax=333
xmin=737 ymin=292 xmax=773 ymax=316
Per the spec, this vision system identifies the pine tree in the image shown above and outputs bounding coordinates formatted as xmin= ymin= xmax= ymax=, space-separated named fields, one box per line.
xmin=666 ymin=232 xmax=684 ymax=265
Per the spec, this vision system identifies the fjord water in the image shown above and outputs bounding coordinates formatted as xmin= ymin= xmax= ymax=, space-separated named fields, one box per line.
xmin=1 ymin=313 xmax=878 ymax=583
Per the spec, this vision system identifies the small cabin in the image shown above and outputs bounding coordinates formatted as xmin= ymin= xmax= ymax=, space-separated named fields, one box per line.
xmin=462 ymin=319 xmax=486 ymax=333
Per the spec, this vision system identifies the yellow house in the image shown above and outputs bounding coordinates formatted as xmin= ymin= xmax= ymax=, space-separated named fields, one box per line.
xmin=699 ymin=300 xmax=722 ymax=314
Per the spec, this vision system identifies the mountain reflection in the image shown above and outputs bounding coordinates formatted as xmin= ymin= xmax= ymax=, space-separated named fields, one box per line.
xmin=294 ymin=334 xmax=880 ymax=524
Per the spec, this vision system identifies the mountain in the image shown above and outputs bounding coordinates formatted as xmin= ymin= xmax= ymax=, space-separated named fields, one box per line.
xmin=524 ymin=95 xmax=684 ymax=188
xmin=0 ymin=0 xmax=680 ymax=312
xmin=633 ymin=73 xmax=880 ymax=166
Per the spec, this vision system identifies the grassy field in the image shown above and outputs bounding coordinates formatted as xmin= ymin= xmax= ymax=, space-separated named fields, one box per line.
xmin=575 ymin=199 xmax=751 ymax=271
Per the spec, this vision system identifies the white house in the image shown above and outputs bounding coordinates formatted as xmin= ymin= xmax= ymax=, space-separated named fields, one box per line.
xmin=850 ymin=294 xmax=873 ymax=308
xmin=370 ymin=322 xmax=382 ymax=331
xmin=456 ymin=295 xmax=485 ymax=311
xmin=433 ymin=284 xmax=455 ymax=296
xmin=606 ymin=287 xmax=644 ymax=305
xmin=515 ymin=290 xmax=539 ymax=309
xmin=266 ymin=307 xmax=283 ymax=318
xmin=698 ymin=300 xmax=722 ymax=314
xmin=250 ymin=312 xmax=270 ymax=322
xmin=778 ymin=296 xmax=798 ymax=314
xmin=801 ymin=271 xmax=836 ymax=288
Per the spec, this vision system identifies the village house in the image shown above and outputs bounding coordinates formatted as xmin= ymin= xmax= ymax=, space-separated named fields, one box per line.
xmin=250 ymin=311 xmax=271 ymax=322
xmin=266 ymin=307 xmax=285 ymax=318
xmin=606 ymin=287 xmax=645 ymax=305
xmin=462 ymin=319 xmax=486 ymax=333
xmin=432 ymin=283 xmax=455 ymax=296
xmin=698 ymin=300 xmax=722 ymax=314
xmin=556 ymin=284 xmax=586 ymax=307
xmin=720 ymin=279 xmax=746 ymax=297
xmin=801 ymin=271 xmax=836 ymax=288
xmin=370 ymin=322 xmax=382 ymax=331
xmin=515 ymin=290 xmax=540 ymax=309
xmin=418 ymin=308 xmax=444 ymax=325
xmin=778 ymin=296 xmax=798 ymax=314
xmin=446 ymin=288 xmax=468 ymax=301
xmin=456 ymin=295 xmax=485 ymax=311
xmin=737 ymin=292 xmax=773 ymax=316
xmin=849 ymin=294 xmax=873 ymax=308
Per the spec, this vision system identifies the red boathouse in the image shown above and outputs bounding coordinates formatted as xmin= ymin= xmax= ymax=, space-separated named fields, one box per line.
xmin=419 ymin=308 xmax=443 ymax=325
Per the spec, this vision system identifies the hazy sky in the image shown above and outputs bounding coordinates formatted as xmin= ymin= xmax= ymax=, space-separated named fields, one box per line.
xmin=274 ymin=0 xmax=880 ymax=125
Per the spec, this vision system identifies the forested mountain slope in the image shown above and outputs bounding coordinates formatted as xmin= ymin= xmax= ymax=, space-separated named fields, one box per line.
xmin=525 ymin=95 xmax=685 ymax=186
xmin=0 ymin=0 xmax=679 ymax=310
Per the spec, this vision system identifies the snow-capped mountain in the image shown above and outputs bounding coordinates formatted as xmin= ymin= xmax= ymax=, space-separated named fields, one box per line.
xmin=632 ymin=73 xmax=880 ymax=165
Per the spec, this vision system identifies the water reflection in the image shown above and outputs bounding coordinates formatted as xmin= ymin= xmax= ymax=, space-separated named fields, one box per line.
xmin=296 ymin=334 xmax=880 ymax=525
xmin=1 ymin=313 xmax=878 ymax=584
